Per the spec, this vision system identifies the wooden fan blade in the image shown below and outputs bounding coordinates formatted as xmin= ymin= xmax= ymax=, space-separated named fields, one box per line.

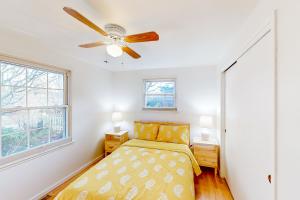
xmin=63 ymin=7 xmax=108 ymax=36
xmin=124 ymin=31 xmax=159 ymax=43
xmin=79 ymin=41 xmax=107 ymax=48
xmin=122 ymin=46 xmax=141 ymax=59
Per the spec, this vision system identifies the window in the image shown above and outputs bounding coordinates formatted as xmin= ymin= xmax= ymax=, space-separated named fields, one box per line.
xmin=144 ymin=79 xmax=176 ymax=110
xmin=0 ymin=57 xmax=70 ymax=166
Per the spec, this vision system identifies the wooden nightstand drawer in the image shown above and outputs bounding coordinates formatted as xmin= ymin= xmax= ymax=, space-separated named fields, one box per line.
xmin=196 ymin=155 xmax=217 ymax=165
xmin=105 ymin=141 xmax=120 ymax=151
xmin=197 ymin=158 xmax=217 ymax=167
xmin=194 ymin=144 xmax=217 ymax=152
xmin=196 ymin=151 xmax=218 ymax=160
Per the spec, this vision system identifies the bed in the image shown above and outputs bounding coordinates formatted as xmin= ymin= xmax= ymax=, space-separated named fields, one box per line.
xmin=55 ymin=122 xmax=201 ymax=200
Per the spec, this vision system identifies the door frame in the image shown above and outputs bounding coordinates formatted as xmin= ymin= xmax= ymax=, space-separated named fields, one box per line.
xmin=219 ymin=10 xmax=277 ymax=199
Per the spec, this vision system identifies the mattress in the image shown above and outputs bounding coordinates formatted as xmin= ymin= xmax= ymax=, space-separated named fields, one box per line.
xmin=55 ymin=139 xmax=201 ymax=200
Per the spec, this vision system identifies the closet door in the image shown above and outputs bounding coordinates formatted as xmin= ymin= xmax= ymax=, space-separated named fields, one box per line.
xmin=225 ymin=31 xmax=275 ymax=200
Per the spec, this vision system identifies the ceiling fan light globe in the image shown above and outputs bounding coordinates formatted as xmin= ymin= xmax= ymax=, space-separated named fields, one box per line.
xmin=106 ymin=44 xmax=123 ymax=57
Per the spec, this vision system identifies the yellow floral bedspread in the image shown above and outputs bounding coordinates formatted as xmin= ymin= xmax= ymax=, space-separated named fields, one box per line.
xmin=55 ymin=139 xmax=201 ymax=200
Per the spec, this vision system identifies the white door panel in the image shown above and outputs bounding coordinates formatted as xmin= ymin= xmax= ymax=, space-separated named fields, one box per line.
xmin=225 ymin=32 xmax=274 ymax=200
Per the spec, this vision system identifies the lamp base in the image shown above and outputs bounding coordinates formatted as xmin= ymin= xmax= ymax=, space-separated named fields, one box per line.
xmin=113 ymin=126 xmax=121 ymax=133
xmin=201 ymin=133 xmax=210 ymax=141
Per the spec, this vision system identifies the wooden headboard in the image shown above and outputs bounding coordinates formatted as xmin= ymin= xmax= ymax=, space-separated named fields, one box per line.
xmin=134 ymin=121 xmax=191 ymax=145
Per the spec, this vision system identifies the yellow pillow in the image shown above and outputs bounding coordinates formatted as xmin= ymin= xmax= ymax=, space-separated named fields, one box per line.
xmin=134 ymin=123 xmax=159 ymax=141
xmin=157 ymin=125 xmax=190 ymax=145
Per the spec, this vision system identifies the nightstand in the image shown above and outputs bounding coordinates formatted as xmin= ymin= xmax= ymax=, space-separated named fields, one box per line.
xmin=193 ymin=137 xmax=219 ymax=175
xmin=105 ymin=130 xmax=129 ymax=157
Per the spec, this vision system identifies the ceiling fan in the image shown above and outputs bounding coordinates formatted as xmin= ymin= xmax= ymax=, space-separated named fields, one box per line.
xmin=63 ymin=7 xmax=159 ymax=59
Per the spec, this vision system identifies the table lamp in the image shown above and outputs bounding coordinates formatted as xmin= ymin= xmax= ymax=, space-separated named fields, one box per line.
xmin=112 ymin=112 xmax=122 ymax=132
xmin=200 ymin=116 xmax=213 ymax=141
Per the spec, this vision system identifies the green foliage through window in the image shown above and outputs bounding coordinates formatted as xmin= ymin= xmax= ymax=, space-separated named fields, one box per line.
xmin=0 ymin=61 xmax=67 ymax=157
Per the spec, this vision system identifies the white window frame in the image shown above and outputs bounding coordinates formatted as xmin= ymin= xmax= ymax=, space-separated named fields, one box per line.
xmin=0 ymin=54 xmax=72 ymax=170
xmin=143 ymin=78 xmax=177 ymax=111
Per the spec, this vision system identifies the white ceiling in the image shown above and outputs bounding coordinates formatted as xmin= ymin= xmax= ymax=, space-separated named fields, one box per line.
xmin=0 ymin=0 xmax=258 ymax=71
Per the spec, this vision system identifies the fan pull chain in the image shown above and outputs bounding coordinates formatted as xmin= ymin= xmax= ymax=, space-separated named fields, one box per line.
xmin=104 ymin=51 xmax=109 ymax=64
xmin=121 ymin=54 xmax=124 ymax=65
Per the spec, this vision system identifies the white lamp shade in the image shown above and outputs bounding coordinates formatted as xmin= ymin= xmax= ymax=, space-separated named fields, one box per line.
xmin=200 ymin=116 xmax=213 ymax=129
xmin=106 ymin=44 xmax=123 ymax=57
xmin=112 ymin=112 xmax=122 ymax=122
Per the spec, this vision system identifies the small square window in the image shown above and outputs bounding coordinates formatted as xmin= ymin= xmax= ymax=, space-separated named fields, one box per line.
xmin=144 ymin=79 xmax=176 ymax=110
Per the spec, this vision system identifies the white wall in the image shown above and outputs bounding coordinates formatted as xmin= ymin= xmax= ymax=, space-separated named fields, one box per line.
xmin=0 ymin=28 xmax=113 ymax=199
xmin=220 ymin=0 xmax=273 ymax=68
xmin=112 ymin=66 xmax=218 ymax=140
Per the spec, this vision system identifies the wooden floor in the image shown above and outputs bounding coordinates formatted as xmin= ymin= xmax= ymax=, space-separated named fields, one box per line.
xmin=43 ymin=165 xmax=233 ymax=200
xmin=195 ymin=168 xmax=233 ymax=200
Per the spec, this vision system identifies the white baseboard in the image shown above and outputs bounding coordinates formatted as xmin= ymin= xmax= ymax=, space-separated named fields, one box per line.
xmin=30 ymin=154 xmax=104 ymax=200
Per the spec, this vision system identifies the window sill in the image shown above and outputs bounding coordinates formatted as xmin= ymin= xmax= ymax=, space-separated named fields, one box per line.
xmin=0 ymin=138 xmax=74 ymax=171
xmin=142 ymin=107 xmax=178 ymax=111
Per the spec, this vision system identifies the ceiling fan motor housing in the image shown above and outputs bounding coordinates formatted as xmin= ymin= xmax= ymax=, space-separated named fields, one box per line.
xmin=104 ymin=24 xmax=126 ymax=40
